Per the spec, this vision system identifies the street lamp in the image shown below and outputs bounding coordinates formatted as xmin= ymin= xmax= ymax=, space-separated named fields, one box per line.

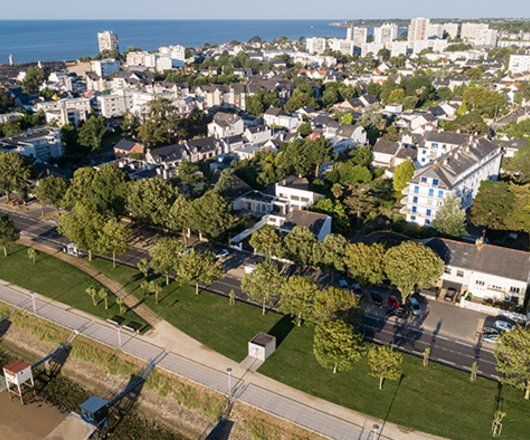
xmin=226 ymin=367 xmax=233 ymax=398
xmin=371 ymin=424 xmax=380 ymax=440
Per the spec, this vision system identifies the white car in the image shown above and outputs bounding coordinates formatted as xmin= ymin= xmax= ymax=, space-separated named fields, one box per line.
xmin=494 ymin=319 xmax=516 ymax=333
xmin=243 ymin=263 xmax=257 ymax=274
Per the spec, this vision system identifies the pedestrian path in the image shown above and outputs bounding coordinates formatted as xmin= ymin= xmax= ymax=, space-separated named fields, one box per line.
xmin=0 ymin=280 xmax=443 ymax=440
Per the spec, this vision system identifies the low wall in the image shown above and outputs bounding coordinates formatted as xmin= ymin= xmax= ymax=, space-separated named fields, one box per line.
xmin=459 ymin=298 xmax=528 ymax=323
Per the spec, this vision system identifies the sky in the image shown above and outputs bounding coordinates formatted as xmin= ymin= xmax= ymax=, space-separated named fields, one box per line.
xmin=2 ymin=0 xmax=530 ymax=20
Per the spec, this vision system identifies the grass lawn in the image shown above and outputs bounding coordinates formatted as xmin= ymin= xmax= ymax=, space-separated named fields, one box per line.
xmin=259 ymin=324 xmax=530 ymax=440
xmin=89 ymin=258 xmax=285 ymax=362
xmin=0 ymin=245 xmax=147 ymax=329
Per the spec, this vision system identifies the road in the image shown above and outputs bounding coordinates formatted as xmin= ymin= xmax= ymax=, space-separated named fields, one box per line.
xmin=1 ymin=207 xmax=499 ymax=381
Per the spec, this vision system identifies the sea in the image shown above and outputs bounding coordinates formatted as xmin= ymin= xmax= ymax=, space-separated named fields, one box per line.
xmin=0 ymin=20 xmax=347 ymax=64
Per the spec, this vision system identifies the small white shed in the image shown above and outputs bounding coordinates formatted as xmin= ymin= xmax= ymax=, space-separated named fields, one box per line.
xmin=248 ymin=333 xmax=276 ymax=361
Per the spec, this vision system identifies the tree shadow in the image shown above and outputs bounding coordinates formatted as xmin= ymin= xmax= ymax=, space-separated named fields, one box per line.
xmin=267 ymin=314 xmax=295 ymax=348
xmin=380 ymin=374 xmax=405 ymax=438
xmin=0 ymin=315 xmax=11 ymax=338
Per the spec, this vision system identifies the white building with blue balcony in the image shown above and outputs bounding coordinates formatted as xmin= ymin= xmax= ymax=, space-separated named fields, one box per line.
xmin=401 ymin=136 xmax=503 ymax=227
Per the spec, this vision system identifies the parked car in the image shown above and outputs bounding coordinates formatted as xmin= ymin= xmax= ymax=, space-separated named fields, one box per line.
xmin=444 ymin=288 xmax=458 ymax=303
xmin=387 ymin=305 xmax=409 ymax=319
xmin=482 ymin=332 xmax=499 ymax=344
xmin=407 ymin=296 xmax=422 ymax=316
xmin=353 ymin=285 xmax=364 ymax=299
xmin=8 ymin=199 xmax=23 ymax=206
xmin=243 ymin=263 xmax=256 ymax=274
xmin=493 ymin=318 xmax=516 ymax=333
xmin=214 ymin=248 xmax=230 ymax=260
xmin=388 ymin=295 xmax=400 ymax=309
xmin=338 ymin=279 xmax=363 ymax=298
xmin=370 ymin=291 xmax=384 ymax=307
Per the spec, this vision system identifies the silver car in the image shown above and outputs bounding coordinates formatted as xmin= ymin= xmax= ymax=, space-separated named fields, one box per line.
xmin=494 ymin=319 xmax=516 ymax=333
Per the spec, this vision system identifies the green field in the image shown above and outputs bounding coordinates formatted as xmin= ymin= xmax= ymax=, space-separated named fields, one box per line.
xmin=90 ymin=258 xmax=530 ymax=440
xmin=90 ymin=258 xmax=284 ymax=361
xmin=259 ymin=324 xmax=530 ymax=440
xmin=0 ymin=245 xmax=147 ymax=329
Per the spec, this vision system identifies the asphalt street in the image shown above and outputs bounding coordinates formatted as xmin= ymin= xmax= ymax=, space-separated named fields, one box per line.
xmin=1 ymin=208 xmax=499 ymax=380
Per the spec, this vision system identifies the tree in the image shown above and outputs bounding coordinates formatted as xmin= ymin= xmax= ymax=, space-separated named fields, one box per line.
xmin=34 ymin=176 xmax=69 ymax=213
xmin=279 ymin=275 xmax=318 ymax=326
xmin=495 ymin=327 xmax=530 ymax=399
xmin=313 ymin=319 xmax=365 ymax=373
xmin=188 ymin=191 xmax=233 ymax=240
xmin=433 ymin=193 xmax=467 ymax=237
xmin=141 ymin=280 xmax=163 ymax=304
xmin=0 ymin=215 xmax=19 ymax=256
xmin=241 ymin=262 xmax=284 ymax=314
xmin=62 ymin=167 xmax=97 ymax=209
xmin=149 ymin=237 xmax=183 ymax=285
xmin=175 ymin=249 xmax=222 ymax=295
xmin=121 ymin=111 xmax=138 ymax=139
xmin=97 ymin=219 xmax=128 ymax=268
xmin=444 ymin=113 xmax=488 ymax=135
xmin=58 ymin=202 xmax=105 ymax=260
xmin=228 ymin=290 xmax=236 ymax=305
xmin=23 ymin=66 xmax=46 ymax=93
xmin=319 ymin=234 xmax=349 ymax=272
xmin=86 ymin=286 xmax=98 ymax=306
xmin=311 ymin=287 xmax=359 ymax=323
xmin=98 ymin=288 xmax=109 ymax=310
xmin=0 ymin=152 xmax=31 ymax=200
xmin=137 ymin=258 xmax=151 ymax=278
xmin=345 ymin=243 xmax=386 ymax=286
xmin=504 ymin=142 xmax=530 ymax=184
xmin=168 ymin=194 xmax=192 ymax=244
xmin=367 ymin=345 xmax=403 ymax=390
xmin=471 ymin=181 xmax=514 ymax=230
xmin=393 ymin=160 xmax=415 ymax=192
xmin=27 ymin=248 xmax=38 ymax=263
xmin=284 ymin=226 xmax=318 ymax=267
xmin=249 ymin=225 xmax=283 ymax=261
xmin=116 ymin=297 xmax=126 ymax=316
xmin=284 ymin=88 xmax=318 ymax=113
xmin=384 ymin=242 xmax=444 ymax=302
xmin=127 ymin=179 xmax=177 ymax=227
xmin=463 ymin=86 xmax=506 ymax=118
xmin=78 ymin=115 xmax=108 ymax=151
xmin=90 ymin=164 xmax=129 ymax=216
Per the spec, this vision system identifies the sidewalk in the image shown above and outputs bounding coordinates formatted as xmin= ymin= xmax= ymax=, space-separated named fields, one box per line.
xmin=8 ymin=240 xmax=444 ymax=440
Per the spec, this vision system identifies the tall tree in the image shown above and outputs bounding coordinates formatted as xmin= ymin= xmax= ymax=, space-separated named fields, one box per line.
xmin=279 ymin=275 xmax=318 ymax=326
xmin=62 ymin=167 xmax=97 ymax=209
xmin=58 ymin=202 xmax=105 ymax=260
xmin=345 ymin=243 xmax=386 ymax=286
xmin=249 ymin=225 xmax=283 ymax=261
xmin=34 ymin=176 xmax=69 ymax=213
xmin=471 ymin=181 xmax=514 ymax=230
xmin=433 ymin=194 xmax=467 ymax=237
xmin=495 ymin=327 xmax=530 ymax=400
xmin=311 ymin=286 xmax=359 ymax=323
xmin=313 ymin=319 xmax=365 ymax=373
xmin=188 ymin=191 xmax=233 ymax=240
xmin=0 ymin=152 xmax=31 ymax=200
xmin=319 ymin=234 xmax=349 ymax=272
xmin=504 ymin=142 xmax=530 ymax=184
xmin=175 ymin=249 xmax=222 ymax=295
xmin=97 ymin=219 xmax=128 ymax=268
xmin=148 ymin=237 xmax=183 ymax=285
xmin=393 ymin=160 xmax=415 ymax=192
xmin=383 ymin=241 xmax=444 ymax=302
xmin=0 ymin=215 xmax=19 ymax=256
xmin=168 ymin=194 xmax=192 ymax=244
xmin=78 ymin=115 xmax=108 ymax=151
xmin=126 ymin=179 xmax=178 ymax=227
xmin=91 ymin=164 xmax=129 ymax=216
xmin=241 ymin=262 xmax=284 ymax=314
xmin=284 ymin=88 xmax=318 ymax=113
xmin=22 ymin=66 xmax=46 ymax=93
xmin=367 ymin=345 xmax=403 ymax=390
xmin=284 ymin=226 xmax=319 ymax=267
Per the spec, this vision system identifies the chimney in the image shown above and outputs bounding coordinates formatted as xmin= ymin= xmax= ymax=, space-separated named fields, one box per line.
xmin=475 ymin=237 xmax=484 ymax=251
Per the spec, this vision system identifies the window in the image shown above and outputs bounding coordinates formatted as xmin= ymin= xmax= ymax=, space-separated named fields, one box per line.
xmin=414 ymin=186 xmax=419 ymax=193
xmin=456 ymin=270 xmax=464 ymax=278
xmin=433 ymin=179 xmax=439 ymax=187
xmin=428 ymin=188 xmax=434 ymax=197
xmin=426 ymin=209 xmax=432 ymax=216
xmin=476 ymin=280 xmax=485 ymax=286
xmin=411 ymin=215 xmax=416 ymax=221
xmin=422 ymin=150 xmax=427 ymax=155
xmin=412 ymin=206 xmax=417 ymax=213
xmin=413 ymin=196 xmax=418 ymax=203
xmin=432 ymin=142 xmax=438 ymax=148
xmin=509 ymin=286 xmax=521 ymax=294
xmin=425 ymin=219 xmax=431 ymax=225
xmin=444 ymin=268 xmax=451 ymax=275
xmin=438 ymin=190 xmax=444 ymax=198
xmin=421 ymin=177 xmax=428 ymax=183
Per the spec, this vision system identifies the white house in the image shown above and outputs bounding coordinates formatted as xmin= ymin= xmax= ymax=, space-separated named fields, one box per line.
xmin=275 ymin=175 xmax=323 ymax=211
xmin=207 ymin=113 xmax=244 ymax=139
xmin=263 ymin=107 xmax=302 ymax=131
xmin=244 ymin=126 xmax=272 ymax=144
xmin=0 ymin=126 xmax=63 ymax=161
xmin=37 ymin=97 xmax=92 ymax=127
xmin=91 ymin=59 xmax=120 ymax=77
xmin=401 ymin=137 xmax=503 ymax=227
xmin=417 ymin=131 xmax=471 ymax=167
xmin=508 ymin=54 xmax=530 ymax=75
xmin=425 ymin=238 xmax=530 ymax=306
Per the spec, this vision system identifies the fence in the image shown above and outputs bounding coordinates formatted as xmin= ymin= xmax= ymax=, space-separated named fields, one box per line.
xmin=459 ymin=298 xmax=529 ymax=323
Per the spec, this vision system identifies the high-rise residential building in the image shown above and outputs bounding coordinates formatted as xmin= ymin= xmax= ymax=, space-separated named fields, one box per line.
xmin=306 ymin=37 xmax=327 ymax=54
xmin=373 ymin=23 xmax=399 ymax=45
xmin=346 ymin=25 xmax=354 ymax=41
xmin=352 ymin=27 xmax=368 ymax=46
xmin=441 ymin=23 xmax=460 ymax=39
xmin=426 ymin=23 xmax=445 ymax=39
xmin=97 ymin=31 xmax=120 ymax=53
xmin=408 ymin=17 xmax=430 ymax=42
xmin=461 ymin=23 xmax=498 ymax=47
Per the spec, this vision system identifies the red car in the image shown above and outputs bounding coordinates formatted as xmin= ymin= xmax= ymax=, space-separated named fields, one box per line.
xmin=388 ymin=295 xmax=400 ymax=309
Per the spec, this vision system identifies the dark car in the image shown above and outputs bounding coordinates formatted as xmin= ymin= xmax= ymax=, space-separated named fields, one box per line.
xmin=370 ymin=291 xmax=384 ymax=307
xmin=387 ymin=305 xmax=409 ymax=319
xmin=444 ymin=288 xmax=458 ymax=303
